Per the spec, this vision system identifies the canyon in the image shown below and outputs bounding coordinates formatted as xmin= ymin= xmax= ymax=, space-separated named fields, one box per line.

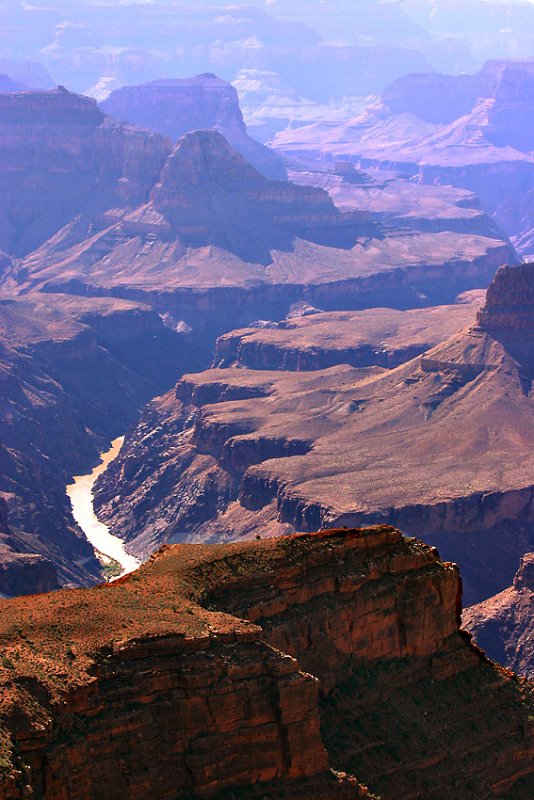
xmin=95 ymin=262 xmax=534 ymax=607
xmin=0 ymin=526 xmax=532 ymax=800
xmin=273 ymin=59 xmax=534 ymax=259
xmin=0 ymin=292 xmax=204 ymax=595
xmin=2 ymin=88 xmax=514 ymax=340
xmin=0 ymin=84 xmax=519 ymax=597
xmin=1 ymin=7 xmax=534 ymax=800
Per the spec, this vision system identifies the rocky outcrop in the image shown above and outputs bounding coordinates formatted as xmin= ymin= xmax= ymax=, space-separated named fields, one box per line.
xmin=0 ymin=293 xmax=205 ymax=593
xmin=464 ymin=552 xmax=534 ymax=679
xmin=0 ymin=527 xmax=532 ymax=800
xmin=477 ymin=261 xmax=534 ymax=332
xmin=96 ymin=263 xmax=534 ymax=605
xmin=15 ymin=130 xmax=516 ymax=341
xmin=149 ymin=130 xmax=337 ymax=255
xmin=0 ymin=499 xmax=60 ymax=598
xmin=214 ymin=296 xmax=483 ymax=371
xmin=102 ymin=74 xmax=287 ymax=179
xmin=0 ymin=87 xmax=170 ymax=256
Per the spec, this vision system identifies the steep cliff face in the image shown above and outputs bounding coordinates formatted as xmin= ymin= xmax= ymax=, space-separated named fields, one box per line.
xmin=96 ymin=263 xmax=534 ymax=605
xmin=0 ymin=87 xmax=170 ymax=256
xmin=464 ymin=553 xmax=534 ymax=679
xmin=149 ymin=130 xmax=337 ymax=255
xmin=0 ymin=528 xmax=532 ymax=800
xmin=102 ymin=74 xmax=287 ymax=180
xmin=0 ymin=499 xmax=60 ymax=598
xmin=0 ymin=293 xmax=205 ymax=594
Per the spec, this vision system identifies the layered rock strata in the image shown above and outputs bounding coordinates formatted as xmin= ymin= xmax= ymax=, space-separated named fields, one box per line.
xmin=0 ymin=527 xmax=532 ymax=799
xmin=9 ymin=102 xmax=515 ymax=337
xmin=96 ymin=263 xmax=534 ymax=605
xmin=0 ymin=87 xmax=170 ymax=257
xmin=214 ymin=294 xmax=484 ymax=371
xmin=102 ymin=74 xmax=287 ymax=180
xmin=273 ymin=59 xmax=534 ymax=252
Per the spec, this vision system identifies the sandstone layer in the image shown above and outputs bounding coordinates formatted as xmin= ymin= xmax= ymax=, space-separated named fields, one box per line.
xmin=464 ymin=552 xmax=534 ymax=680
xmin=96 ymin=263 xmax=534 ymax=605
xmin=0 ymin=527 xmax=532 ymax=800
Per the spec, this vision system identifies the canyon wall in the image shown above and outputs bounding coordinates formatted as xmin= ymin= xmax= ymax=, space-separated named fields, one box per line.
xmin=0 ymin=88 xmax=170 ymax=257
xmin=0 ymin=294 xmax=205 ymax=594
xmin=0 ymin=528 xmax=532 ymax=800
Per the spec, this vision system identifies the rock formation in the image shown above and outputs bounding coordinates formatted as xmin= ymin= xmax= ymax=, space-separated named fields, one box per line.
xmin=14 ymin=129 xmax=515 ymax=341
xmin=214 ymin=293 xmax=484 ymax=371
xmin=0 ymin=293 xmax=205 ymax=594
xmin=0 ymin=526 xmax=532 ymax=799
xmin=0 ymin=87 xmax=170 ymax=256
xmin=273 ymin=59 xmax=534 ymax=255
xmin=102 ymin=74 xmax=287 ymax=179
xmin=464 ymin=552 xmax=534 ymax=680
xmin=95 ymin=263 xmax=534 ymax=606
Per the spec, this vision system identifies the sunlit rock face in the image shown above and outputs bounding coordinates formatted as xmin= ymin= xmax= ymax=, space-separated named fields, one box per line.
xmin=95 ymin=264 xmax=534 ymax=606
xmin=464 ymin=552 xmax=534 ymax=680
xmin=0 ymin=527 xmax=532 ymax=800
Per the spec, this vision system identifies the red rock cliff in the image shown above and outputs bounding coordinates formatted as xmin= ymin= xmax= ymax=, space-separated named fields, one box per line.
xmin=0 ymin=527 xmax=532 ymax=800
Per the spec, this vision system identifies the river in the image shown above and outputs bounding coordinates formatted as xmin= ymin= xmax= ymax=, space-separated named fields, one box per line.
xmin=66 ymin=437 xmax=140 ymax=578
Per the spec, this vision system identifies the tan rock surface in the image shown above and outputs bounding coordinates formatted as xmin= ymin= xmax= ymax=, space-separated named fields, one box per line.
xmin=96 ymin=263 xmax=534 ymax=604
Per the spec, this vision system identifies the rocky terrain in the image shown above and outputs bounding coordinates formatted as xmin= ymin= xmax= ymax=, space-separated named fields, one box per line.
xmin=0 ymin=293 xmax=204 ymax=595
xmin=214 ymin=292 xmax=484 ymax=372
xmin=273 ymin=59 xmax=534 ymax=258
xmin=95 ymin=263 xmax=534 ymax=606
xmin=102 ymin=74 xmax=287 ymax=179
xmin=5 ymin=88 xmax=515 ymax=341
xmin=0 ymin=526 xmax=532 ymax=800
xmin=464 ymin=553 xmax=534 ymax=680
xmin=0 ymin=84 xmax=518 ymax=599
xmin=0 ymin=87 xmax=170 ymax=257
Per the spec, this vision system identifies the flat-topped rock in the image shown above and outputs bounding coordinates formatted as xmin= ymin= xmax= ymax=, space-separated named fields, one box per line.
xmin=0 ymin=87 xmax=170 ymax=257
xmin=102 ymin=73 xmax=287 ymax=179
xmin=215 ymin=293 xmax=484 ymax=371
xmin=0 ymin=526 xmax=532 ymax=799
